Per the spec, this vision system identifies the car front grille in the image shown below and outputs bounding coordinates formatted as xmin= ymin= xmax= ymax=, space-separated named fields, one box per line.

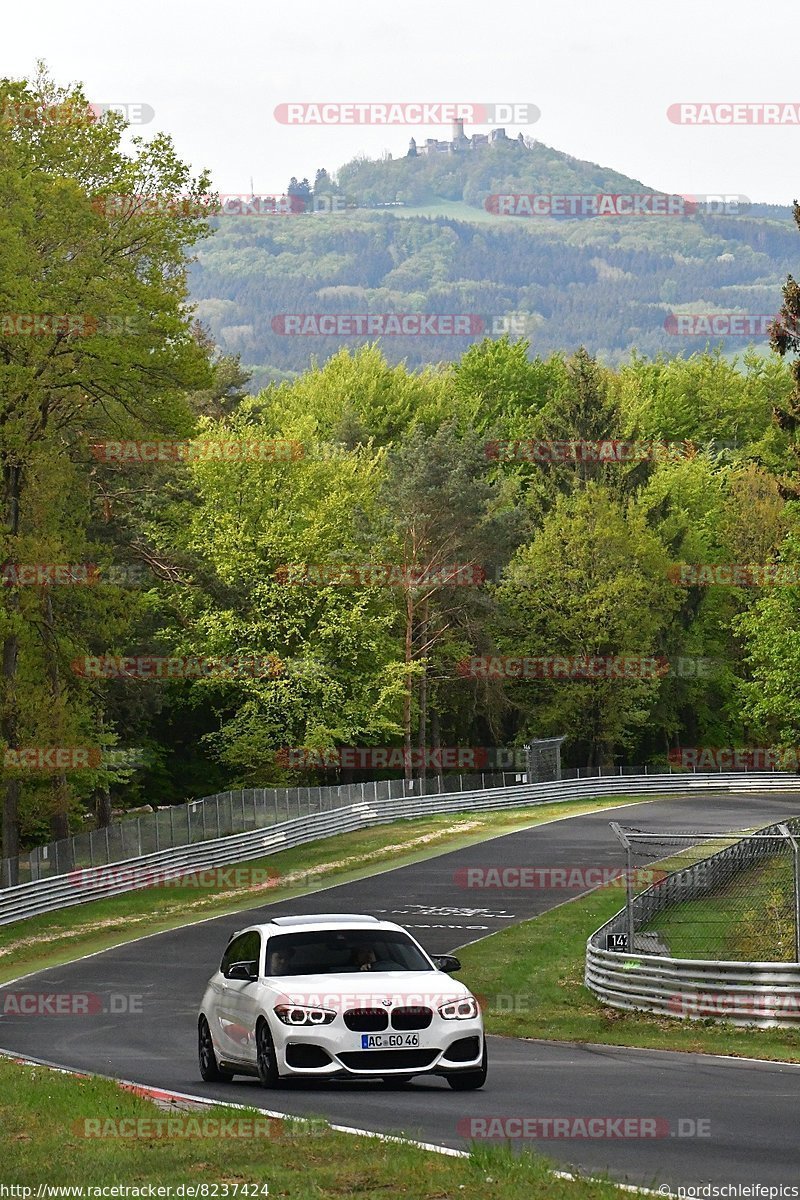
xmin=390 ymin=1006 xmax=433 ymax=1030
xmin=343 ymin=1007 xmax=389 ymax=1032
xmin=337 ymin=1049 xmax=439 ymax=1071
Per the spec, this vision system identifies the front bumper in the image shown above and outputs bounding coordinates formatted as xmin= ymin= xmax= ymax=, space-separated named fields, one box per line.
xmin=273 ymin=1018 xmax=484 ymax=1078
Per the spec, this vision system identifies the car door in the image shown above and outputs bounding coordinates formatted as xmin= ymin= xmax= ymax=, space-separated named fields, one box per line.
xmin=220 ymin=930 xmax=262 ymax=1064
xmin=215 ymin=932 xmax=260 ymax=1063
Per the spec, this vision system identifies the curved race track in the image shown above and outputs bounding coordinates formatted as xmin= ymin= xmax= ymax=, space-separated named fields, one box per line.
xmin=3 ymin=792 xmax=800 ymax=1192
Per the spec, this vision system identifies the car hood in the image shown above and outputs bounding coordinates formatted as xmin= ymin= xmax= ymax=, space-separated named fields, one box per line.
xmin=265 ymin=970 xmax=473 ymax=1008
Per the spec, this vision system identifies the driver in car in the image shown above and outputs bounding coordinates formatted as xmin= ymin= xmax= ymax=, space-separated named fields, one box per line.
xmin=350 ymin=946 xmax=377 ymax=971
xmin=267 ymin=945 xmax=295 ymax=975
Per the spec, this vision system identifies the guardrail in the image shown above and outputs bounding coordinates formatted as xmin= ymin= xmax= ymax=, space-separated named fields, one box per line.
xmin=585 ymin=812 xmax=800 ymax=1027
xmin=3 ymin=771 xmax=798 ymax=928
xmin=2 ymin=758 xmax=762 ymax=889
xmin=1 ymin=769 xmax=541 ymax=888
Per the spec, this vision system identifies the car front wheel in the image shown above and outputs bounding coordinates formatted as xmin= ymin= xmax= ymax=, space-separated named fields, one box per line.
xmin=198 ymin=1016 xmax=234 ymax=1083
xmin=446 ymin=1039 xmax=487 ymax=1091
xmin=256 ymin=1019 xmax=282 ymax=1088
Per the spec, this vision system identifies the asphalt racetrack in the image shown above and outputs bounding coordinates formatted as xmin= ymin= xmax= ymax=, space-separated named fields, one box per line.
xmin=3 ymin=792 xmax=800 ymax=1191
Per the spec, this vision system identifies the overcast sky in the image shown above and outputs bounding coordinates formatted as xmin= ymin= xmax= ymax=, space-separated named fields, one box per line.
xmin=3 ymin=0 xmax=796 ymax=204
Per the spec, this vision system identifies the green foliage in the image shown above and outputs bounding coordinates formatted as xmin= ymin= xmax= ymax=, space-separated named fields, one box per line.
xmin=494 ymin=485 xmax=679 ymax=765
xmin=4 ymin=67 xmax=800 ymax=857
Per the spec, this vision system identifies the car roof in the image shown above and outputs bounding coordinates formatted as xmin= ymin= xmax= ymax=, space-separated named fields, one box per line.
xmin=271 ymin=913 xmax=381 ymax=926
xmin=228 ymin=913 xmax=404 ymax=939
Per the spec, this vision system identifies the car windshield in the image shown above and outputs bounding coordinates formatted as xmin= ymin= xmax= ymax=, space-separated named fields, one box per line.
xmin=264 ymin=929 xmax=432 ymax=976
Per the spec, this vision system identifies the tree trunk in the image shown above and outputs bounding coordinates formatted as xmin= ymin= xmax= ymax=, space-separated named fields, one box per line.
xmin=1 ymin=624 xmax=20 ymax=880
xmin=417 ymin=597 xmax=429 ymax=785
xmin=43 ymin=591 xmax=72 ymax=858
xmin=430 ymin=707 xmax=440 ymax=753
xmin=1 ymin=460 xmax=22 ymax=882
xmin=403 ymin=587 xmax=414 ymax=782
xmin=94 ymin=784 xmax=112 ymax=829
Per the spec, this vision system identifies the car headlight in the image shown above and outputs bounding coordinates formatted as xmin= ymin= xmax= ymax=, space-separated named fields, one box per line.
xmin=438 ymin=997 xmax=479 ymax=1020
xmin=274 ymin=1004 xmax=336 ymax=1026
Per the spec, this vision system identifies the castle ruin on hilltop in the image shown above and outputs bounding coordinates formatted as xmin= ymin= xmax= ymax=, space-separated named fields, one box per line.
xmin=408 ymin=118 xmax=526 ymax=157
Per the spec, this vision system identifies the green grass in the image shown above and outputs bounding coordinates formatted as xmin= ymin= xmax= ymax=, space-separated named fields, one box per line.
xmin=648 ymin=854 xmax=797 ymax=962
xmin=0 ymin=1056 xmax=627 ymax=1197
xmin=457 ymin=880 xmax=800 ymax=1061
xmin=0 ymin=795 xmax=650 ymax=985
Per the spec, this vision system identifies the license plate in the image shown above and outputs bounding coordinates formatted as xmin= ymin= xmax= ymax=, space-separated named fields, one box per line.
xmin=360 ymin=1033 xmax=420 ymax=1049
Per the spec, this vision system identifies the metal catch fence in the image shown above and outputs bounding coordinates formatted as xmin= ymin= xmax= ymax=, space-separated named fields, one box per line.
xmin=607 ymin=818 xmax=800 ymax=962
xmin=0 ymin=771 xmax=530 ymax=889
xmin=586 ymin=816 xmax=800 ymax=1026
xmin=4 ymin=771 xmax=797 ymax=927
xmin=0 ymin=758 xmax=770 ymax=890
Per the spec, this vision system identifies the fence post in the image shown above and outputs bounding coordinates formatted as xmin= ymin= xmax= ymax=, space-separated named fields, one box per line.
xmin=778 ymin=824 xmax=800 ymax=962
xmin=610 ymin=821 xmax=634 ymax=952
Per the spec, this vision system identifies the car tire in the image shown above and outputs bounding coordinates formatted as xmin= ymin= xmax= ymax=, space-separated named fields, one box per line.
xmin=256 ymin=1018 xmax=282 ymax=1088
xmin=446 ymin=1039 xmax=487 ymax=1091
xmin=198 ymin=1016 xmax=234 ymax=1083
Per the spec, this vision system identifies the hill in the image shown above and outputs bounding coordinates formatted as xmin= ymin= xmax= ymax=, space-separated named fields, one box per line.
xmin=189 ymin=137 xmax=797 ymax=385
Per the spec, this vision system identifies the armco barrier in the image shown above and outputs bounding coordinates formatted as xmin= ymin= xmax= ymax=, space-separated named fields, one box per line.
xmin=585 ymin=811 xmax=800 ymax=1027
xmin=585 ymin=943 xmax=800 ymax=1027
xmin=2 ymin=772 xmax=799 ymax=927
xmin=3 ymin=767 xmax=551 ymax=886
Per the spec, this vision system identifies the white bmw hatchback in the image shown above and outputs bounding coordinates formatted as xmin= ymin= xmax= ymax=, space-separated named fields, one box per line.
xmin=198 ymin=914 xmax=487 ymax=1089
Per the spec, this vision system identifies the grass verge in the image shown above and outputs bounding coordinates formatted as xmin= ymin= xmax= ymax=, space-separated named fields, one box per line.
xmin=458 ymin=880 xmax=800 ymax=1061
xmin=1 ymin=1055 xmax=627 ymax=1197
xmin=0 ymin=795 xmax=650 ymax=985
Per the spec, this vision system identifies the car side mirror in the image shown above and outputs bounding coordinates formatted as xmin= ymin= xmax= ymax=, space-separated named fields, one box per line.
xmin=226 ymin=960 xmax=258 ymax=982
xmin=432 ymin=954 xmax=461 ymax=974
